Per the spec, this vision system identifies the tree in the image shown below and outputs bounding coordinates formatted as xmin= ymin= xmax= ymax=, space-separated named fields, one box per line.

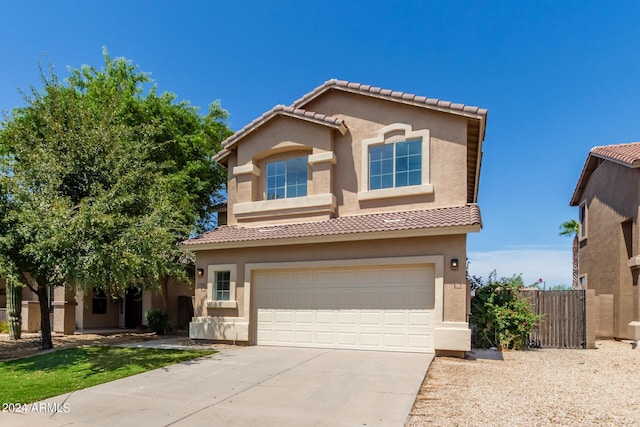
xmin=559 ymin=220 xmax=580 ymax=289
xmin=0 ymin=51 xmax=231 ymax=348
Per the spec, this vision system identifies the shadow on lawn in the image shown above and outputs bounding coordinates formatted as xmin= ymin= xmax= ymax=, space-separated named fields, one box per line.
xmin=2 ymin=346 xmax=215 ymax=378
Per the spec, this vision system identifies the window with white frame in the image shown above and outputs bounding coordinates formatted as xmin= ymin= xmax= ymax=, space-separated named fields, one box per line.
xmin=369 ymin=139 xmax=422 ymax=190
xmin=206 ymin=264 xmax=237 ymax=308
xmin=215 ymin=271 xmax=231 ymax=301
xmin=358 ymin=123 xmax=433 ymax=201
xmin=266 ymin=157 xmax=308 ymax=199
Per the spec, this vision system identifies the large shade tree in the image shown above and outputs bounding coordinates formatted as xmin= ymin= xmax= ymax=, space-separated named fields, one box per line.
xmin=0 ymin=51 xmax=231 ymax=349
xmin=559 ymin=219 xmax=580 ymax=289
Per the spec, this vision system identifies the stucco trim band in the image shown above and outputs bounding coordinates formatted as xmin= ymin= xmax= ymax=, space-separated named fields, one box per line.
xmin=233 ymin=193 xmax=336 ymax=219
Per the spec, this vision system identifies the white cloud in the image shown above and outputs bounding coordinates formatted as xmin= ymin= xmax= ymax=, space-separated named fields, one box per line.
xmin=467 ymin=248 xmax=572 ymax=287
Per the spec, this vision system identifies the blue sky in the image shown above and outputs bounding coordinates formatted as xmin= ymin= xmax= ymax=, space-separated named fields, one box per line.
xmin=2 ymin=1 xmax=638 ymax=286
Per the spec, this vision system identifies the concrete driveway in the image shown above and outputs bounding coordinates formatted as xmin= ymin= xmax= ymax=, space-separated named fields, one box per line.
xmin=2 ymin=346 xmax=432 ymax=427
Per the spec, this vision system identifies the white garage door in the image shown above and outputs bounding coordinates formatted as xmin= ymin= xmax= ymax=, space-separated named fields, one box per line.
xmin=255 ymin=265 xmax=435 ymax=353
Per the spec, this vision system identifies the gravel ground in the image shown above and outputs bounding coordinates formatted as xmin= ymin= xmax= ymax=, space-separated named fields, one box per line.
xmin=406 ymin=340 xmax=640 ymax=426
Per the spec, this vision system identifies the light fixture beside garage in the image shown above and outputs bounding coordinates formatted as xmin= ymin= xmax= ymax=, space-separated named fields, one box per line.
xmin=450 ymin=258 xmax=459 ymax=270
xmin=196 ymin=268 xmax=205 ymax=277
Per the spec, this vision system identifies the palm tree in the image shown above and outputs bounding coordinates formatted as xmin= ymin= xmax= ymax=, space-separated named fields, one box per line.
xmin=559 ymin=220 xmax=580 ymax=289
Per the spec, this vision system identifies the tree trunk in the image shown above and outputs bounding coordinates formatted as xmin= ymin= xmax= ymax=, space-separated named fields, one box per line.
xmin=159 ymin=274 xmax=175 ymax=329
xmin=36 ymin=285 xmax=53 ymax=350
xmin=573 ymin=235 xmax=579 ymax=289
xmin=6 ymin=278 xmax=22 ymax=340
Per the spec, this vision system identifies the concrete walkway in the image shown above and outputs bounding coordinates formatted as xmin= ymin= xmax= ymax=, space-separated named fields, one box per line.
xmin=1 ymin=345 xmax=432 ymax=427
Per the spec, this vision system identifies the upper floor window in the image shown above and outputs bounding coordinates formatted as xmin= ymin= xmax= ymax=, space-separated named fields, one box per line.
xmin=369 ymin=139 xmax=422 ymax=190
xmin=266 ymin=157 xmax=307 ymax=199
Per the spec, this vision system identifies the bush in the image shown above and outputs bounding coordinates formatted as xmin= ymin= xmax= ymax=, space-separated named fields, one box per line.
xmin=145 ymin=309 xmax=171 ymax=335
xmin=0 ymin=321 xmax=7 ymax=334
xmin=470 ymin=271 xmax=542 ymax=350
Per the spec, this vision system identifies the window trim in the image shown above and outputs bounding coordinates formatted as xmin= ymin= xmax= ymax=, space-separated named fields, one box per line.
xmin=578 ymin=274 xmax=587 ymax=290
xmin=92 ymin=288 xmax=108 ymax=315
xmin=358 ymin=123 xmax=433 ymax=201
xmin=265 ymin=156 xmax=308 ymax=200
xmin=579 ymin=201 xmax=587 ymax=241
xmin=206 ymin=264 xmax=237 ymax=309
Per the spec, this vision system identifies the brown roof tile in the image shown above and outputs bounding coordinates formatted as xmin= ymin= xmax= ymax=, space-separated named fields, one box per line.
xmin=570 ymin=142 xmax=640 ymax=205
xmin=591 ymin=142 xmax=640 ymax=167
xmin=291 ymin=79 xmax=488 ymax=117
xmin=183 ymin=204 xmax=481 ymax=247
xmin=214 ymin=105 xmax=346 ymax=162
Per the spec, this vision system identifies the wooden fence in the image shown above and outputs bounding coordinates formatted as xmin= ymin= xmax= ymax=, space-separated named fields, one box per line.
xmin=0 ymin=308 xmax=6 ymax=322
xmin=525 ymin=290 xmax=586 ymax=349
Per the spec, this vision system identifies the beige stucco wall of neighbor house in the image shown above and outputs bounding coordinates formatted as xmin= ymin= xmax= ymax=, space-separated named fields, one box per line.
xmin=190 ymin=234 xmax=470 ymax=351
xmin=225 ymin=92 xmax=470 ymax=227
xmin=578 ymin=160 xmax=640 ymax=339
xmin=76 ymin=288 xmax=120 ymax=329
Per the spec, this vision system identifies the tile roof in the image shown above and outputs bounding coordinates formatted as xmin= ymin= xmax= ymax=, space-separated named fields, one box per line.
xmin=292 ymin=79 xmax=488 ymax=117
xmin=183 ymin=204 xmax=481 ymax=247
xmin=570 ymin=142 xmax=640 ymax=205
xmin=590 ymin=142 xmax=640 ymax=167
xmin=215 ymin=79 xmax=488 ymax=165
xmin=214 ymin=105 xmax=346 ymax=162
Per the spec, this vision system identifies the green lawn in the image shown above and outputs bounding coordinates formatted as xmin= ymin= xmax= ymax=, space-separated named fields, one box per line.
xmin=0 ymin=346 xmax=216 ymax=403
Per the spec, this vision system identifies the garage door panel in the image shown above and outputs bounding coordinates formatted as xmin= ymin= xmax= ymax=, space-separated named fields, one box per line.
xmin=256 ymin=266 xmax=435 ymax=353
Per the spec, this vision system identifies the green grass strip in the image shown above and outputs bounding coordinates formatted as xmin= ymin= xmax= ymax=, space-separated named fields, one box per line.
xmin=0 ymin=346 xmax=216 ymax=403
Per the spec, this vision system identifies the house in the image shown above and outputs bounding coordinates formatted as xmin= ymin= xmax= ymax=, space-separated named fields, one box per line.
xmin=571 ymin=142 xmax=640 ymax=341
xmin=0 ymin=276 xmax=194 ymax=333
xmin=182 ymin=80 xmax=487 ymax=356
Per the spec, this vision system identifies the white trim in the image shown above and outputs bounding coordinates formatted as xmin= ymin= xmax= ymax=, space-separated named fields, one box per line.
xmin=308 ymin=151 xmax=336 ymax=165
xmin=183 ymin=224 xmax=480 ymax=251
xmin=359 ymin=123 xmax=431 ymax=199
xmin=206 ymin=264 xmax=237 ymax=304
xmin=233 ymin=163 xmax=260 ymax=176
xmin=233 ymin=193 xmax=336 ymax=219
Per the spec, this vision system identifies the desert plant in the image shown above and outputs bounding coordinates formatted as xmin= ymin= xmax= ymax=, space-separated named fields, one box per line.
xmin=470 ymin=271 xmax=541 ymax=350
xmin=145 ymin=309 xmax=171 ymax=335
xmin=6 ymin=278 xmax=22 ymax=339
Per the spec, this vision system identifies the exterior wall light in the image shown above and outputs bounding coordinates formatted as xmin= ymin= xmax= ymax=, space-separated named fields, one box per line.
xmin=196 ymin=268 xmax=205 ymax=277
xmin=450 ymin=258 xmax=459 ymax=270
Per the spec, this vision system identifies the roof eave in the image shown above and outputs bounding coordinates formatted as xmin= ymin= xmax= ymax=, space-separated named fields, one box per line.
xmin=179 ymin=224 xmax=481 ymax=252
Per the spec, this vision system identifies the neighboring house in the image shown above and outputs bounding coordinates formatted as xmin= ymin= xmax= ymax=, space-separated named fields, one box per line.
xmin=182 ymin=79 xmax=487 ymax=356
xmin=0 ymin=276 xmax=194 ymax=333
xmin=571 ymin=142 xmax=640 ymax=341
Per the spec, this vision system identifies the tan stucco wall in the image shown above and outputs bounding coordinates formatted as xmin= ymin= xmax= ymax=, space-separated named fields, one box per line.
xmin=578 ymin=159 xmax=640 ymax=338
xmin=192 ymin=234 xmax=469 ymax=344
xmin=225 ymin=91 xmax=470 ymax=226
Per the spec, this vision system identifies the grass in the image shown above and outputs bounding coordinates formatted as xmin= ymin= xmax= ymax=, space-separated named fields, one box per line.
xmin=0 ymin=346 xmax=216 ymax=403
xmin=0 ymin=321 xmax=7 ymax=334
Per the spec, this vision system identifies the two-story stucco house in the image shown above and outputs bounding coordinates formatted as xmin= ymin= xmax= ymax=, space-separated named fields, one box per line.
xmin=571 ymin=142 xmax=640 ymax=341
xmin=183 ymin=80 xmax=487 ymax=356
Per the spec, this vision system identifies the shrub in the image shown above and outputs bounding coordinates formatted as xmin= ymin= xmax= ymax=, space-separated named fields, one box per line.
xmin=145 ymin=309 xmax=171 ymax=335
xmin=470 ymin=271 xmax=542 ymax=350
